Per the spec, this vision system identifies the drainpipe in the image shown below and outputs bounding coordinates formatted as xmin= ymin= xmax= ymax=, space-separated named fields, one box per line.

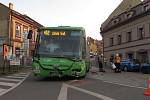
xmin=100 ymin=31 xmax=104 ymax=67
xmin=8 ymin=3 xmax=13 ymax=52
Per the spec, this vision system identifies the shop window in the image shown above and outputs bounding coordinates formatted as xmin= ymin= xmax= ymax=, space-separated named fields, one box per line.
xmin=15 ymin=23 xmax=21 ymax=37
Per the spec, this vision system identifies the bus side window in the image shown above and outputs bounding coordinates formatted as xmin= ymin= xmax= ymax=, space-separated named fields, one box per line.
xmin=82 ymin=37 xmax=86 ymax=59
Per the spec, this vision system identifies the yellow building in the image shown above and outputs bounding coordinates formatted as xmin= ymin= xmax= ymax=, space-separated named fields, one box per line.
xmin=0 ymin=3 xmax=42 ymax=58
xmin=87 ymin=37 xmax=98 ymax=55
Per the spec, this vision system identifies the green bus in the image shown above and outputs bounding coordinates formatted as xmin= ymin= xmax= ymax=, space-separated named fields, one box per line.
xmin=28 ymin=26 xmax=90 ymax=78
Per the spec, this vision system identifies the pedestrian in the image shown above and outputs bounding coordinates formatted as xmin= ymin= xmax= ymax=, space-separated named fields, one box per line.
xmin=114 ymin=53 xmax=121 ymax=73
xmin=97 ymin=55 xmax=105 ymax=72
xmin=110 ymin=56 xmax=114 ymax=65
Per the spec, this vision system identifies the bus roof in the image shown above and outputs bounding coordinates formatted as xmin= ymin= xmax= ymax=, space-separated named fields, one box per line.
xmin=40 ymin=26 xmax=85 ymax=31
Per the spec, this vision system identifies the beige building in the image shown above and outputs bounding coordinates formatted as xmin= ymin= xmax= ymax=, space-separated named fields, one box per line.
xmin=100 ymin=0 xmax=150 ymax=64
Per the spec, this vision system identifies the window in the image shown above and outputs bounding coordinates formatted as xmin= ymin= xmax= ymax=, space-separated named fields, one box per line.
xmin=118 ymin=35 xmax=121 ymax=44
xmin=126 ymin=11 xmax=134 ymax=18
xmin=112 ymin=18 xmax=120 ymax=25
xmin=110 ymin=37 xmax=113 ymax=46
xmin=32 ymin=31 xmax=37 ymax=42
xmin=127 ymin=31 xmax=132 ymax=42
xmin=149 ymin=23 xmax=150 ymax=37
xmin=143 ymin=5 xmax=149 ymax=12
xmin=138 ymin=27 xmax=144 ymax=40
xmin=23 ymin=26 xmax=28 ymax=39
xmin=15 ymin=23 xmax=21 ymax=37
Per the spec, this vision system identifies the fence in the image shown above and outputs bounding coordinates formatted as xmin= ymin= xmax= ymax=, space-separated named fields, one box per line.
xmin=0 ymin=54 xmax=32 ymax=75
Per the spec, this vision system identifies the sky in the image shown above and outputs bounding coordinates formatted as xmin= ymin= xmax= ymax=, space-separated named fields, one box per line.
xmin=0 ymin=0 xmax=122 ymax=40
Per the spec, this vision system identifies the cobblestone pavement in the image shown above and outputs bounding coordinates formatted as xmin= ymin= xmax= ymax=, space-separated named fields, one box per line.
xmin=88 ymin=66 xmax=149 ymax=89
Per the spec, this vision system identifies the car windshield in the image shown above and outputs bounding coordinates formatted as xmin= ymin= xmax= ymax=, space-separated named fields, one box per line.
xmin=36 ymin=32 xmax=81 ymax=58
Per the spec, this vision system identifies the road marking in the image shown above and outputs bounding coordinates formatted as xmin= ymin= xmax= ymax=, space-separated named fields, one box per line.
xmin=12 ymin=74 xmax=28 ymax=77
xmin=0 ymin=78 xmax=20 ymax=82
xmin=88 ymin=75 xmax=147 ymax=89
xmin=0 ymin=82 xmax=15 ymax=87
xmin=58 ymin=83 xmax=67 ymax=100
xmin=58 ymin=83 xmax=115 ymax=100
xmin=0 ymin=88 xmax=6 ymax=93
xmin=0 ymin=73 xmax=30 ymax=96
xmin=5 ymin=76 xmax=25 ymax=79
xmin=66 ymin=84 xmax=115 ymax=100
xmin=103 ymin=80 xmax=146 ymax=89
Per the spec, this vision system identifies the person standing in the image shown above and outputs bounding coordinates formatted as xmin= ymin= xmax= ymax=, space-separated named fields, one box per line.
xmin=114 ymin=54 xmax=121 ymax=73
xmin=110 ymin=56 xmax=114 ymax=64
xmin=97 ymin=55 xmax=105 ymax=72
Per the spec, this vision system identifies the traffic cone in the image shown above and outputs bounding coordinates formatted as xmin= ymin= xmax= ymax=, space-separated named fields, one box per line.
xmin=144 ymin=74 xmax=150 ymax=96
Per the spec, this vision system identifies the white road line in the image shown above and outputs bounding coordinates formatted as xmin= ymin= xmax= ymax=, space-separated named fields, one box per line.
xmin=0 ymin=88 xmax=6 ymax=93
xmin=58 ymin=83 xmax=67 ymax=100
xmin=66 ymin=84 xmax=115 ymax=100
xmin=0 ymin=73 xmax=30 ymax=96
xmin=19 ymin=73 xmax=28 ymax=75
xmin=0 ymin=82 xmax=15 ymax=87
xmin=0 ymin=78 xmax=20 ymax=82
xmin=12 ymin=74 xmax=28 ymax=77
xmin=103 ymin=80 xmax=146 ymax=89
xmin=88 ymin=75 xmax=146 ymax=89
xmin=5 ymin=76 xmax=25 ymax=79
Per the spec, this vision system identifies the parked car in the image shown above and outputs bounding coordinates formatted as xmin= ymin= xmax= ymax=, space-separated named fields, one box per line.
xmin=141 ymin=63 xmax=150 ymax=74
xmin=120 ymin=59 xmax=140 ymax=72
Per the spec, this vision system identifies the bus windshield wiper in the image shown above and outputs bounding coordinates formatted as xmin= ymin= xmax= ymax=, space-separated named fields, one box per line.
xmin=50 ymin=56 xmax=79 ymax=61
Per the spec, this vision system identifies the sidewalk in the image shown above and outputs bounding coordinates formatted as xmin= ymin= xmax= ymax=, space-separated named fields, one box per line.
xmin=0 ymin=66 xmax=31 ymax=76
xmin=88 ymin=65 xmax=149 ymax=89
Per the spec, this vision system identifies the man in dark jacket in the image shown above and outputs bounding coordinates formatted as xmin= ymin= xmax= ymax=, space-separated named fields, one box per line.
xmin=97 ymin=55 xmax=105 ymax=72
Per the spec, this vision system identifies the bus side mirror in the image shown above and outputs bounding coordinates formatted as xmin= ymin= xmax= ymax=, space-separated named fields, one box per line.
xmin=27 ymin=30 xmax=33 ymax=39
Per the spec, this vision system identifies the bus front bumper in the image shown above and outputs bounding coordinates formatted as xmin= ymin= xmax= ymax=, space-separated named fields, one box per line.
xmin=33 ymin=68 xmax=84 ymax=78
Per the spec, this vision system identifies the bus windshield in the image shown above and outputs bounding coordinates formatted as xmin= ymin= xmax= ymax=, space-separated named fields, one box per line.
xmin=36 ymin=32 xmax=81 ymax=58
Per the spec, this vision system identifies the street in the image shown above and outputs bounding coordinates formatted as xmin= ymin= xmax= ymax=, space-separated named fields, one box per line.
xmin=0 ymin=62 xmax=150 ymax=100
xmin=0 ymin=0 xmax=150 ymax=99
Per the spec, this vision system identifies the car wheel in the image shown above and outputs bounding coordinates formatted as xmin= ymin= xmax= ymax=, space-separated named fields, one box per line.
xmin=124 ymin=66 xmax=128 ymax=72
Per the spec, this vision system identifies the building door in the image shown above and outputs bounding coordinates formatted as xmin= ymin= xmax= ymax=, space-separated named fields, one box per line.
xmin=138 ymin=51 xmax=148 ymax=63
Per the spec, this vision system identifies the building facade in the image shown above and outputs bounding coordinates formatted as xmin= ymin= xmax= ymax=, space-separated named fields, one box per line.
xmin=100 ymin=0 xmax=150 ymax=64
xmin=87 ymin=37 xmax=103 ymax=55
xmin=0 ymin=3 xmax=42 ymax=59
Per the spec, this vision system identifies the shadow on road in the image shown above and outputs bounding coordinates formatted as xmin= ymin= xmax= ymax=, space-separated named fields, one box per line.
xmin=29 ymin=73 xmax=85 ymax=82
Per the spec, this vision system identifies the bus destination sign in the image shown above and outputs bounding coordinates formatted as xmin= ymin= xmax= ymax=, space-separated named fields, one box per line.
xmin=43 ymin=30 xmax=66 ymax=36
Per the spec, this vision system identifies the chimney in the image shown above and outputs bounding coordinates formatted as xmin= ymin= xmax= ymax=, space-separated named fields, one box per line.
xmin=9 ymin=3 xmax=13 ymax=10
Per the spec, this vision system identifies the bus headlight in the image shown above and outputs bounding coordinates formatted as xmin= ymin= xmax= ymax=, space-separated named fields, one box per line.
xmin=33 ymin=66 xmax=40 ymax=73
